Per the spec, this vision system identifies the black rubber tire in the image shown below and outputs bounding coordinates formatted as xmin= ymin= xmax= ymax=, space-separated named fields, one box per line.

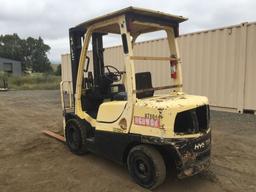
xmin=65 ymin=118 xmax=88 ymax=155
xmin=127 ymin=145 xmax=166 ymax=189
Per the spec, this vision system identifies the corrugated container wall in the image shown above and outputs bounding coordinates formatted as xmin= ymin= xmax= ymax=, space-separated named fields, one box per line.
xmin=178 ymin=25 xmax=243 ymax=110
xmin=61 ymin=22 xmax=256 ymax=112
xmin=61 ymin=54 xmax=73 ymax=92
xmin=178 ymin=22 xmax=256 ymax=112
xmin=244 ymin=23 xmax=256 ymax=111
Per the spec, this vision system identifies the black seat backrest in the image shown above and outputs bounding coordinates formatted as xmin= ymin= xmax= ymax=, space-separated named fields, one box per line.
xmin=135 ymin=72 xmax=154 ymax=99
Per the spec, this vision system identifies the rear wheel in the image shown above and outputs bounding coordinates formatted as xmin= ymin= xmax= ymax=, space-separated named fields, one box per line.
xmin=65 ymin=119 xmax=88 ymax=155
xmin=127 ymin=145 xmax=166 ymax=189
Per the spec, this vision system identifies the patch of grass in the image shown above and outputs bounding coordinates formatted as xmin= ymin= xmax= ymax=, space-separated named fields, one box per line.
xmin=7 ymin=73 xmax=61 ymax=90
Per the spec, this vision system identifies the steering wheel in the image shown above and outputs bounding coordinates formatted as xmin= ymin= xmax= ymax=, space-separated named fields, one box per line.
xmin=104 ymin=65 xmax=122 ymax=82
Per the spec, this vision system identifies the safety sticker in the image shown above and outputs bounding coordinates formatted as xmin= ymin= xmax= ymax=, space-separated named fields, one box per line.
xmin=134 ymin=116 xmax=160 ymax=128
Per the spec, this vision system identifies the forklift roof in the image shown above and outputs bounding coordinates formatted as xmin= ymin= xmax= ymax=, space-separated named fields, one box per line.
xmin=72 ymin=7 xmax=187 ymax=34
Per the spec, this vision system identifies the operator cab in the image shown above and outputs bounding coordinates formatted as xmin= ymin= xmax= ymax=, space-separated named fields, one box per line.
xmin=69 ymin=8 xmax=185 ymax=119
xmin=78 ymin=32 xmax=128 ymax=118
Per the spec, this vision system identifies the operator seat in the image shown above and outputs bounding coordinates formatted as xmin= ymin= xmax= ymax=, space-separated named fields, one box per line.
xmin=111 ymin=72 xmax=154 ymax=100
xmin=135 ymin=72 xmax=154 ymax=99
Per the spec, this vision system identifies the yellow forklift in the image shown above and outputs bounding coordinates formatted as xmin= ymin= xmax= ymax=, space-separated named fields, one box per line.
xmin=58 ymin=7 xmax=211 ymax=189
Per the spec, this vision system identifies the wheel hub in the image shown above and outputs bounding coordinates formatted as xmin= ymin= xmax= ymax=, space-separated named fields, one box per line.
xmin=136 ymin=159 xmax=148 ymax=176
xmin=138 ymin=163 xmax=146 ymax=173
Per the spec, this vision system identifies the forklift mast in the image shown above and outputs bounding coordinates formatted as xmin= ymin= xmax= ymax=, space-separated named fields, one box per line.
xmin=92 ymin=33 xmax=104 ymax=87
xmin=69 ymin=28 xmax=84 ymax=94
xmin=69 ymin=29 xmax=105 ymax=94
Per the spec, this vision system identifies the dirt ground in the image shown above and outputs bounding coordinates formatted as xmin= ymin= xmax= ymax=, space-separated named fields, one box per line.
xmin=0 ymin=90 xmax=256 ymax=192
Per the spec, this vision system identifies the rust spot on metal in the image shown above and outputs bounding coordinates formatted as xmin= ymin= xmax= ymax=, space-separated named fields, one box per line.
xmin=158 ymin=108 xmax=164 ymax=119
xmin=181 ymin=151 xmax=196 ymax=163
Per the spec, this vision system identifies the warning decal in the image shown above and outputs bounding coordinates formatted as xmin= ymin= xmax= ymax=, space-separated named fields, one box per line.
xmin=134 ymin=116 xmax=160 ymax=128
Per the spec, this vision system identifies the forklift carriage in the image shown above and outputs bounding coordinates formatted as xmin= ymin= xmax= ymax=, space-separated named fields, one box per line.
xmin=59 ymin=7 xmax=211 ymax=189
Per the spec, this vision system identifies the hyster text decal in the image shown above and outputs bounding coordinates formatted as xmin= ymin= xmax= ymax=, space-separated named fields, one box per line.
xmin=134 ymin=116 xmax=160 ymax=128
xmin=194 ymin=142 xmax=205 ymax=150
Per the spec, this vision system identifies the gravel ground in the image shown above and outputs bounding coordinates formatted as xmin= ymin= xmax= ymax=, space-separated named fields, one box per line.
xmin=0 ymin=90 xmax=255 ymax=192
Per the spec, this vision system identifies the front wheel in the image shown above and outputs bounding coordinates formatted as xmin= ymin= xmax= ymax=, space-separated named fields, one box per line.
xmin=127 ymin=145 xmax=166 ymax=189
xmin=65 ymin=119 xmax=88 ymax=155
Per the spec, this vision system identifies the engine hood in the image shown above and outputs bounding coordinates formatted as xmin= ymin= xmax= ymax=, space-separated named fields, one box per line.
xmin=135 ymin=92 xmax=208 ymax=112
xmin=131 ymin=92 xmax=210 ymax=138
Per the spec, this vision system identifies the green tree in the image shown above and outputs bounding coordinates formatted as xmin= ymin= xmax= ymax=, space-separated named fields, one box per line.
xmin=0 ymin=33 xmax=24 ymax=63
xmin=25 ymin=37 xmax=52 ymax=73
xmin=0 ymin=34 xmax=52 ymax=73
xmin=55 ymin=64 xmax=61 ymax=76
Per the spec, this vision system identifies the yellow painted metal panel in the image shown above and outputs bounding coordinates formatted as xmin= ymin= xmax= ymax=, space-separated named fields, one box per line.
xmin=97 ymin=101 xmax=127 ymax=122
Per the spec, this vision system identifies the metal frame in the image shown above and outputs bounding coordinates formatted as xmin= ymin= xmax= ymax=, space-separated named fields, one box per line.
xmin=72 ymin=14 xmax=184 ymax=133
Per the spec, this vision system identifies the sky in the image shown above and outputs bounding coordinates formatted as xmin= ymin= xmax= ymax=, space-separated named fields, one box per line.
xmin=0 ymin=0 xmax=255 ymax=63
